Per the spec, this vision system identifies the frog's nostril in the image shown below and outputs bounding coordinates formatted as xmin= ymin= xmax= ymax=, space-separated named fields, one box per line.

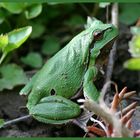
xmin=50 ymin=89 xmax=56 ymax=95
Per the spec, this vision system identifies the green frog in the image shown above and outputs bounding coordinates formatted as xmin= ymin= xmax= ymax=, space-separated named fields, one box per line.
xmin=20 ymin=18 xmax=118 ymax=124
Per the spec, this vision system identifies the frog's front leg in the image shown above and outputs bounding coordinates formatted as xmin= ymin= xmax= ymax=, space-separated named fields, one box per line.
xmin=83 ymin=47 xmax=103 ymax=101
xmin=83 ymin=66 xmax=100 ymax=101
xmin=28 ymin=94 xmax=81 ymax=124
xmin=19 ymin=72 xmax=39 ymax=96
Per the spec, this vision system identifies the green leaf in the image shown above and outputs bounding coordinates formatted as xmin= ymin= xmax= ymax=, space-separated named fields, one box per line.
xmin=119 ymin=4 xmax=140 ymax=25
xmin=30 ymin=22 xmax=45 ymax=39
xmin=0 ymin=3 xmax=25 ymax=14
xmin=3 ymin=26 xmax=32 ymax=54
xmin=99 ymin=3 xmax=110 ymax=8
xmin=65 ymin=15 xmax=85 ymax=27
xmin=124 ymin=58 xmax=140 ymax=70
xmin=0 ymin=119 xmax=4 ymax=128
xmin=25 ymin=4 xmax=42 ymax=19
xmin=21 ymin=52 xmax=43 ymax=68
xmin=41 ymin=36 xmax=60 ymax=55
xmin=0 ymin=64 xmax=28 ymax=91
xmin=0 ymin=9 xmax=9 ymax=24
xmin=129 ymin=35 xmax=140 ymax=57
xmin=0 ymin=34 xmax=8 ymax=50
xmin=0 ymin=12 xmax=5 ymax=24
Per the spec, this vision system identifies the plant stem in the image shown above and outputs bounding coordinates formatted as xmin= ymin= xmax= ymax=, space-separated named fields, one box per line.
xmin=79 ymin=3 xmax=91 ymax=16
xmin=0 ymin=53 xmax=7 ymax=65
xmin=3 ymin=115 xmax=31 ymax=128
xmin=104 ymin=3 xmax=119 ymax=89
xmin=106 ymin=5 xmax=109 ymax=23
xmin=84 ymin=100 xmax=133 ymax=137
xmin=92 ymin=3 xmax=99 ymax=17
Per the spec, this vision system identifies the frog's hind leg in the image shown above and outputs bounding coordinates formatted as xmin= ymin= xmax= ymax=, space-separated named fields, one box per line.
xmin=28 ymin=95 xmax=81 ymax=124
xmin=19 ymin=73 xmax=39 ymax=96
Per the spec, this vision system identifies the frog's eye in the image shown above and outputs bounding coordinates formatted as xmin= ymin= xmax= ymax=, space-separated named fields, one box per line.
xmin=93 ymin=30 xmax=104 ymax=41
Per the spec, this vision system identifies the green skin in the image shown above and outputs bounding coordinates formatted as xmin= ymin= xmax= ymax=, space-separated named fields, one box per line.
xmin=20 ymin=19 xmax=118 ymax=124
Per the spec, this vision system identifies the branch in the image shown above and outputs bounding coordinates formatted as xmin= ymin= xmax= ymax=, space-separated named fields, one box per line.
xmin=104 ymin=3 xmax=119 ymax=89
xmin=84 ymin=99 xmax=133 ymax=137
xmin=2 ymin=115 xmax=31 ymax=128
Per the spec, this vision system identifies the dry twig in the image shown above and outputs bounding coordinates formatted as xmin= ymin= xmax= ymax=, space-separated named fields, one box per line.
xmin=85 ymin=86 xmax=138 ymax=137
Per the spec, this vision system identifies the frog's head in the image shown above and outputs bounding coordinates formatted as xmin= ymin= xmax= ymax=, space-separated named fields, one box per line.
xmin=85 ymin=17 xmax=118 ymax=51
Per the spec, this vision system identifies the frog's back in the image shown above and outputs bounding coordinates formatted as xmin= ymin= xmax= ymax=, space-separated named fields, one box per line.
xmin=30 ymin=33 xmax=89 ymax=104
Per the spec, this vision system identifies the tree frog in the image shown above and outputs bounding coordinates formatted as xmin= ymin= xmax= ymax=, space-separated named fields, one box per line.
xmin=20 ymin=18 xmax=118 ymax=124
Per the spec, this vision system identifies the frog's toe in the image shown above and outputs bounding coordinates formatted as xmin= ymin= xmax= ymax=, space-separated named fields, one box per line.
xmin=19 ymin=91 xmax=28 ymax=96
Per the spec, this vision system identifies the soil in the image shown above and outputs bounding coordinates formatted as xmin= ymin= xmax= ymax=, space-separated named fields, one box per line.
xmin=0 ymin=88 xmax=85 ymax=137
xmin=0 ymin=23 xmax=140 ymax=137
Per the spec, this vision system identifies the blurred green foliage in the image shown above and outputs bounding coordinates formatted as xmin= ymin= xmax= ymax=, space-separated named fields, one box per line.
xmin=0 ymin=3 xmax=88 ymax=70
xmin=21 ymin=52 xmax=43 ymax=68
xmin=124 ymin=27 xmax=140 ymax=70
xmin=0 ymin=64 xmax=28 ymax=91
xmin=0 ymin=3 xmax=42 ymax=19
xmin=0 ymin=119 xmax=4 ymax=128
xmin=119 ymin=4 xmax=140 ymax=25
xmin=41 ymin=36 xmax=60 ymax=55
xmin=0 ymin=2 xmax=140 ymax=91
xmin=0 ymin=26 xmax=32 ymax=64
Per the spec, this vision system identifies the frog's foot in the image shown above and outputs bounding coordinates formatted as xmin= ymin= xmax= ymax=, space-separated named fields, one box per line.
xmin=28 ymin=95 xmax=81 ymax=124
xmin=77 ymin=98 xmax=86 ymax=109
xmin=20 ymin=73 xmax=39 ymax=96
xmin=74 ymin=99 xmax=106 ymax=132
xmin=19 ymin=80 xmax=32 ymax=96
